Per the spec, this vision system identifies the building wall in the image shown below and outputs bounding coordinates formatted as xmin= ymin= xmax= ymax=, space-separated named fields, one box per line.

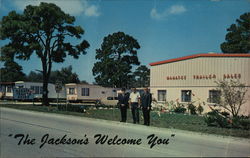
xmin=150 ymin=57 xmax=250 ymax=116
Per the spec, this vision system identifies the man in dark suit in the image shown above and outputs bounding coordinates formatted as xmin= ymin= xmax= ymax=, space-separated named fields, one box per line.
xmin=141 ymin=87 xmax=152 ymax=126
xmin=117 ymin=88 xmax=129 ymax=122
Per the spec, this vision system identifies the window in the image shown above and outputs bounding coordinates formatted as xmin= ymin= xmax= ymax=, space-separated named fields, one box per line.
xmin=181 ymin=90 xmax=192 ymax=102
xmin=158 ymin=90 xmax=166 ymax=101
xmin=40 ymin=86 xmax=43 ymax=94
xmin=7 ymin=86 xmax=12 ymax=93
xmin=34 ymin=86 xmax=40 ymax=94
xmin=31 ymin=86 xmax=40 ymax=94
xmin=31 ymin=86 xmax=35 ymax=91
xmin=208 ymin=90 xmax=221 ymax=103
xmin=81 ymin=88 xmax=89 ymax=96
xmin=69 ymin=88 xmax=75 ymax=95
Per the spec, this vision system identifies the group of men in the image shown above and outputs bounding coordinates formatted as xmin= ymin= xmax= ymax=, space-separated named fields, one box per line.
xmin=117 ymin=87 xmax=152 ymax=126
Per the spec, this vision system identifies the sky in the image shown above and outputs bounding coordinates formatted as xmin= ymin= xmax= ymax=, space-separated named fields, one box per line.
xmin=0 ymin=0 xmax=250 ymax=83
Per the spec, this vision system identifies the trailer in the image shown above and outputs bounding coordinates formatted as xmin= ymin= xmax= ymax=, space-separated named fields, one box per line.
xmin=14 ymin=81 xmax=66 ymax=101
xmin=0 ymin=82 xmax=15 ymax=100
xmin=65 ymin=83 xmax=118 ymax=104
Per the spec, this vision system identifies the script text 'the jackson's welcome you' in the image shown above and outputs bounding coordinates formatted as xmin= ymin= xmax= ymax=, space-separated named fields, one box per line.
xmin=8 ymin=133 xmax=175 ymax=149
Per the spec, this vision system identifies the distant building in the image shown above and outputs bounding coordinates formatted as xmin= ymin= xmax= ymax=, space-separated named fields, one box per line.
xmin=14 ymin=81 xmax=66 ymax=100
xmin=0 ymin=82 xmax=15 ymax=100
xmin=149 ymin=53 xmax=250 ymax=116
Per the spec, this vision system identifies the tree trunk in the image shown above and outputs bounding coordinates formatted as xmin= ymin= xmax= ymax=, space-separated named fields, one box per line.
xmin=41 ymin=56 xmax=50 ymax=106
xmin=42 ymin=78 xmax=49 ymax=106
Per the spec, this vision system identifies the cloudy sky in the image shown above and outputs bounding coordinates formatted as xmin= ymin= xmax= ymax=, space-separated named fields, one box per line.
xmin=0 ymin=0 xmax=249 ymax=83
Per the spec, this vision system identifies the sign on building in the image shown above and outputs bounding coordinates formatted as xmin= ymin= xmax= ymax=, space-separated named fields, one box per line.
xmin=13 ymin=88 xmax=34 ymax=100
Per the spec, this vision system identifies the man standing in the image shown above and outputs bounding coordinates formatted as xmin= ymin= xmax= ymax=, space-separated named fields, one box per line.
xmin=117 ymin=88 xmax=129 ymax=122
xmin=141 ymin=88 xmax=152 ymax=126
xmin=129 ymin=87 xmax=140 ymax=124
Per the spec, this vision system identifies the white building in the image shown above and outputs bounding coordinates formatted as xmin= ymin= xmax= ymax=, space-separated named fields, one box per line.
xmin=149 ymin=53 xmax=250 ymax=116
xmin=0 ymin=82 xmax=15 ymax=99
xmin=65 ymin=83 xmax=118 ymax=103
xmin=14 ymin=81 xmax=66 ymax=100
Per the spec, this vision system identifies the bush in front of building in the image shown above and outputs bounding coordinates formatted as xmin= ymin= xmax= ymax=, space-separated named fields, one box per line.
xmin=187 ymin=103 xmax=197 ymax=115
xmin=174 ymin=105 xmax=187 ymax=114
xmin=204 ymin=109 xmax=229 ymax=128
xmin=231 ymin=116 xmax=250 ymax=130
xmin=220 ymin=111 xmax=230 ymax=117
xmin=197 ymin=104 xmax=204 ymax=115
xmin=58 ymin=104 xmax=116 ymax=113
xmin=216 ymin=80 xmax=248 ymax=118
xmin=204 ymin=109 xmax=250 ymax=130
xmin=58 ymin=104 xmax=86 ymax=113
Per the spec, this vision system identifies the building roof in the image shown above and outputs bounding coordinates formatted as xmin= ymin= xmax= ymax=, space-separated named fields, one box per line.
xmin=65 ymin=83 xmax=90 ymax=86
xmin=0 ymin=82 xmax=15 ymax=85
xmin=149 ymin=53 xmax=250 ymax=66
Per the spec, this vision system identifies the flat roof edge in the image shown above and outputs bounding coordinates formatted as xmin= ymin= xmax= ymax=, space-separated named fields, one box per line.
xmin=149 ymin=53 xmax=250 ymax=66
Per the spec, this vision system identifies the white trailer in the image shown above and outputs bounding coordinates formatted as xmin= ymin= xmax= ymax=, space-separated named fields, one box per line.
xmin=14 ymin=81 xmax=66 ymax=101
xmin=65 ymin=83 xmax=118 ymax=104
xmin=0 ymin=82 xmax=15 ymax=100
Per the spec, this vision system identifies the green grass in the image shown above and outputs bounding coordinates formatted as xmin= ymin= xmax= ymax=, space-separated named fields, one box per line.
xmin=1 ymin=103 xmax=249 ymax=138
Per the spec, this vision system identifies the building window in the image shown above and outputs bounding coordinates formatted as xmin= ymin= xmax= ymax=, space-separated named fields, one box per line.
xmin=82 ymin=88 xmax=89 ymax=96
xmin=69 ymin=88 xmax=75 ymax=95
xmin=158 ymin=90 xmax=166 ymax=101
xmin=208 ymin=90 xmax=221 ymax=103
xmin=7 ymin=86 xmax=12 ymax=93
xmin=34 ymin=86 xmax=40 ymax=94
xmin=40 ymin=86 xmax=43 ymax=94
xmin=181 ymin=90 xmax=191 ymax=102
xmin=31 ymin=86 xmax=40 ymax=94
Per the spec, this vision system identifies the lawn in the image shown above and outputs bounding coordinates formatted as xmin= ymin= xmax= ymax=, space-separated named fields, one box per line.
xmin=0 ymin=103 xmax=249 ymax=138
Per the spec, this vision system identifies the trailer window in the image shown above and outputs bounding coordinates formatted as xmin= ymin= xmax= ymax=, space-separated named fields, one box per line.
xmin=35 ymin=86 xmax=40 ymax=94
xmin=31 ymin=86 xmax=35 ymax=91
xmin=7 ymin=86 xmax=12 ymax=93
xmin=82 ymin=88 xmax=89 ymax=96
xmin=30 ymin=86 xmax=40 ymax=94
xmin=69 ymin=88 xmax=75 ymax=95
xmin=40 ymin=86 xmax=43 ymax=94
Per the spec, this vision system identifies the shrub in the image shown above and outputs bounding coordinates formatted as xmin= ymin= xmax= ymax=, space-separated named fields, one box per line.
xmin=197 ymin=104 xmax=204 ymax=115
xmin=204 ymin=110 xmax=229 ymax=128
xmin=174 ymin=106 xmax=186 ymax=114
xmin=188 ymin=103 xmax=197 ymax=115
xmin=220 ymin=111 xmax=230 ymax=118
xmin=232 ymin=116 xmax=250 ymax=130
xmin=58 ymin=104 xmax=86 ymax=113
xmin=204 ymin=110 xmax=250 ymax=130
xmin=239 ymin=118 xmax=250 ymax=130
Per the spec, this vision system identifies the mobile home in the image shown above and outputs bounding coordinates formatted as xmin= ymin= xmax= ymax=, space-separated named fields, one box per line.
xmin=65 ymin=83 xmax=118 ymax=103
xmin=14 ymin=81 xmax=66 ymax=100
xmin=0 ymin=82 xmax=15 ymax=100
